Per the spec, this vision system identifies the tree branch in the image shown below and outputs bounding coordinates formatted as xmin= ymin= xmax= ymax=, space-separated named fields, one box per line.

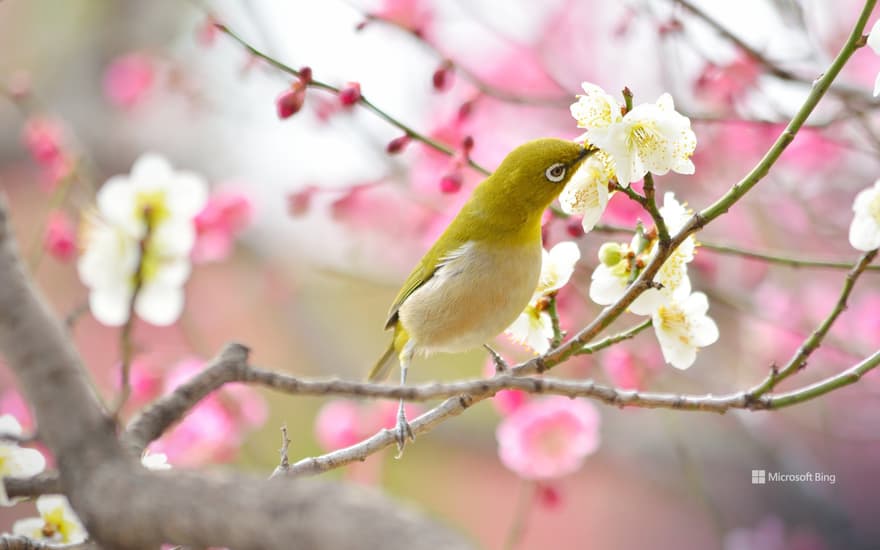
xmin=0 ymin=198 xmax=473 ymax=550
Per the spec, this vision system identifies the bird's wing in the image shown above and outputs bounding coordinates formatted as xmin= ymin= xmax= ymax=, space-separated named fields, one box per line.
xmin=384 ymin=234 xmax=473 ymax=330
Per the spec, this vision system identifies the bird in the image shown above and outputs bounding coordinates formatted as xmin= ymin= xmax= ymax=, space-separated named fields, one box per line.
xmin=369 ymin=137 xmax=595 ymax=455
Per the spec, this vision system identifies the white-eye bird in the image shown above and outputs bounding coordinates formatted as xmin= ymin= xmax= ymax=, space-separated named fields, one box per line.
xmin=369 ymin=137 xmax=595 ymax=454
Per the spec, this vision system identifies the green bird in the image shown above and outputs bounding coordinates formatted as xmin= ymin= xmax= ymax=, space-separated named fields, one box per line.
xmin=369 ymin=137 xmax=595 ymax=454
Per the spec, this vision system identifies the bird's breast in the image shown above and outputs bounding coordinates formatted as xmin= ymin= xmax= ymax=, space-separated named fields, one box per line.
xmin=397 ymin=239 xmax=542 ymax=354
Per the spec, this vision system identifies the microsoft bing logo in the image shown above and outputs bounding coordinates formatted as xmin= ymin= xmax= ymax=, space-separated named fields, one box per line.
xmin=751 ymin=470 xmax=766 ymax=484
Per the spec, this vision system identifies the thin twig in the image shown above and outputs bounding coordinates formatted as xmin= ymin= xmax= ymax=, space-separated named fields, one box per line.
xmin=269 ymin=425 xmax=292 ymax=479
xmin=593 ymin=223 xmax=880 ymax=271
xmin=214 ymin=22 xmax=491 ymax=176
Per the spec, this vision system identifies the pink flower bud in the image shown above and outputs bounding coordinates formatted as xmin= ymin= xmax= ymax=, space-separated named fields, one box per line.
xmin=457 ymin=99 xmax=475 ymax=121
xmin=461 ymin=135 xmax=474 ymax=154
xmin=21 ymin=117 xmax=64 ymax=166
xmin=298 ymin=66 xmax=313 ymax=84
xmin=338 ymin=82 xmax=362 ymax=106
xmin=439 ymin=172 xmax=463 ymax=194
xmin=386 ymin=134 xmax=411 ymax=154
xmin=44 ymin=211 xmax=76 ymax=262
xmin=432 ymin=61 xmax=454 ymax=91
xmin=536 ymin=484 xmax=563 ymax=509
xmin=197 ymin=15 xmax=220 ymax=47
xmin=103 ymin=53 xmax=155 ymax=109
xmin=565 ymin=218 xmax=585 ymax=238
xmin=276 ymin=85 xmax=306 ymax=119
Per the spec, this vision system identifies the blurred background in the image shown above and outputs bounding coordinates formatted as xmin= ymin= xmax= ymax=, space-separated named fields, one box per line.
xmin=2 ymin=0 xmax=880 ymax=548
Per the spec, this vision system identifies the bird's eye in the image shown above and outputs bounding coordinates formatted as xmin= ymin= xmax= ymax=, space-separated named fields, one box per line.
xmin=545 ymin=162 xmax=567 ymax=183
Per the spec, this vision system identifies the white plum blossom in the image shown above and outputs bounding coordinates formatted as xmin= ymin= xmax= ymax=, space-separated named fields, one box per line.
xmin=78 ymin=153 xmax=208 ymax=326
xmin=848 ymin=179 xmax=880 ymax=251
xmin=573 ymin=87 xmax=696 ymax=186
xmin=0 ymin=415 xmax=46 ymax=506
xmin=868 ymin=20 xmax=880 ymax=96
xmin=12 ymin=495 xmax=88 ymax=544
xmin=559 ymin=150 xmax=614 ymax=232
xmin=651 ymin=292 xmax=719 ymax=369
xmin=141 ymin=450 xmax=171 ymax=471
xmin=570 ymin=82 xmax=623 ymax=145
xmin=599 ymin=93 xmax=696 ymax=185
xmin=589 ymin=193 xmax=696 ymax=314
xmin=507 ymin=242 xmax=581 ymax=354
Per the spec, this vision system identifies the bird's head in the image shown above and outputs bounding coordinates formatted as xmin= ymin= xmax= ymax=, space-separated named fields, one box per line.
xmin=481 ymin=138 xmax=596 ymax=220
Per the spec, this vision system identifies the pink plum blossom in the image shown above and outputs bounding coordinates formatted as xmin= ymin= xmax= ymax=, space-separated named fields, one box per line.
xmin=694 ymin=52 xmax=761 ymax=108
xmin=43 ymin=211 xmax=77 ymax=262
xmin=103 ymin=53 xmax=155 ymax=109
xmin=496 ymin=396 xmax=600 ymax=480
xmin=21 ymin=117 xmax=72 ymax=188
xmin=372 ymin=0 xmax=433 ymax=36
xmin=151 ymin=358 xmax=267 ymax=465
xmin=315 ymin=400 xmax=363 ymax=451
xmin=602 ymin=347 xmax=641 ymax=390
xmin=192 ymin=191 xmax=253 ymax=263
xmin=314 ymin=399 xmax=422 ymax=452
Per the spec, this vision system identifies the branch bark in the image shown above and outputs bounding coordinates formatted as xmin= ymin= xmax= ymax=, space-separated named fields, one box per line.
xmin=0 ymin=199 xmax=472 ymax=550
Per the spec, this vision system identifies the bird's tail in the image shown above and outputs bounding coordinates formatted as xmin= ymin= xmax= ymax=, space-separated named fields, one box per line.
xmin=368 ymin=325 xmax=408 ymax=382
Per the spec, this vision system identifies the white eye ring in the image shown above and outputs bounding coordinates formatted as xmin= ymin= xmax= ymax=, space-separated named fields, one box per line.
xmin=545 ymin=162 xmax=567 ymax=183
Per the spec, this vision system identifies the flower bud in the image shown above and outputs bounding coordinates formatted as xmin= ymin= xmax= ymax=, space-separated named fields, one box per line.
xmin=339 ymin=82 xmax=361 ymax=106
xmin=461 ymin=135 xmax=474 ymax=155
xmin=386 ymin=135 xmax=411 ymax=154
xmin=276 ymin=86 xmax=306 ymax=119
xmin=439 ymin=172 xmax=462 ymax=194
xmin=432 ymin=61 xmax=454 ymax=91
xmin=298 ymin=66 xmax=313 ymax=84
xmin=598 ymin=242 xmax=622 ymax=266
xmin=565 ymin=218 xmax=585 ymax=238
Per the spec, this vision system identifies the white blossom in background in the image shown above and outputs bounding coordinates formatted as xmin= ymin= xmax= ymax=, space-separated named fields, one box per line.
xmin=848 ymin=179 xmax=880 ymax=251
xmin=0 ymin=415 xmax=46 ymax=506
xmin=571 ymin=84 xmax=696 ymax=186
xmin=507 ymin=242 xmax=581 ymax=354
xmin=78 ymin=153 xmax=208 ymax=326
xmin=559 ymin=150 xmax=614 ymax=232
xmin=868 ymin=20 xmax=880 ymax=96
xmin=651 ymin=292 xmax=719 ymax=369
xmin=12 ymin=495 xmax=88 ymax=544
xmin=141 ymin=450 xmax=171 ymax=471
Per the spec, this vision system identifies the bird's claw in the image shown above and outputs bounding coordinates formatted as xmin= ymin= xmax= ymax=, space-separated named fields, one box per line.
xmin=394 ymin=404 xmax=415 ymax=459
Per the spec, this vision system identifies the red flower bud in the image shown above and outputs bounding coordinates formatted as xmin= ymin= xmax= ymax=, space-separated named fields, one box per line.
xmin=457 ymin=99 xmax=475 ymax=121
xmin=565 ymin=218 xmax=585 ymax=238
xmin=432 ymin=61 xmax=454 ymax=91
xmin=461 ymin=135 xmax=474 ymax=154
xmin=439 ymin=172 xmax=462 ymax=194
xmin=276 ymin=86 xmax=306 ymax=119
xmin=386 ymin=135 xmax=411 ymax=154
xmin=299 ymin=66 xmax=312 ymax=84
xmin=339 ymin=82 xmax=362 ymax=106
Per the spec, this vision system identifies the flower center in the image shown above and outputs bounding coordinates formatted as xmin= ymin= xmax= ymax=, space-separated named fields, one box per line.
xmin=869 ymin=193 xmax=880 ymax=224
xmin=43 ymin=507 xmax=75 ymax=542
xmin=628 ymin=122 xmax=663 ymax=154
xmin=133 ymin=189 xmax=171 ymax=229
xmin=658 ymin=304 xmax=692 ymax=345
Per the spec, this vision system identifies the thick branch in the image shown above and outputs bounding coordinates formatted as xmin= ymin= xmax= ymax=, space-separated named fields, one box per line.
xmin=0 ymin=199 xmax=473 ymax=550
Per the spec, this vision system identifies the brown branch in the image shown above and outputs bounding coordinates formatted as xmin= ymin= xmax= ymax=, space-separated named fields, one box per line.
xmin=3 ymin=472 xmax=61 ymax=500
xmin=0 ymin=198 xmax=473 ymax=550
xmin=0 ymin=536 xmax=98 ymax=550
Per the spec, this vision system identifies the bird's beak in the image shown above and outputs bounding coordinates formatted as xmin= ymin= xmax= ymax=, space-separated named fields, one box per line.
xmin=576 ymin=145 xmax=597 ymax=161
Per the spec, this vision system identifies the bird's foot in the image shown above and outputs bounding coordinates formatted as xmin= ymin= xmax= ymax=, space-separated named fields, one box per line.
xmin=394 ymin=402 xmax=415 ymax=459
xmin=484 ymin=344 xmax=509 ymax=373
